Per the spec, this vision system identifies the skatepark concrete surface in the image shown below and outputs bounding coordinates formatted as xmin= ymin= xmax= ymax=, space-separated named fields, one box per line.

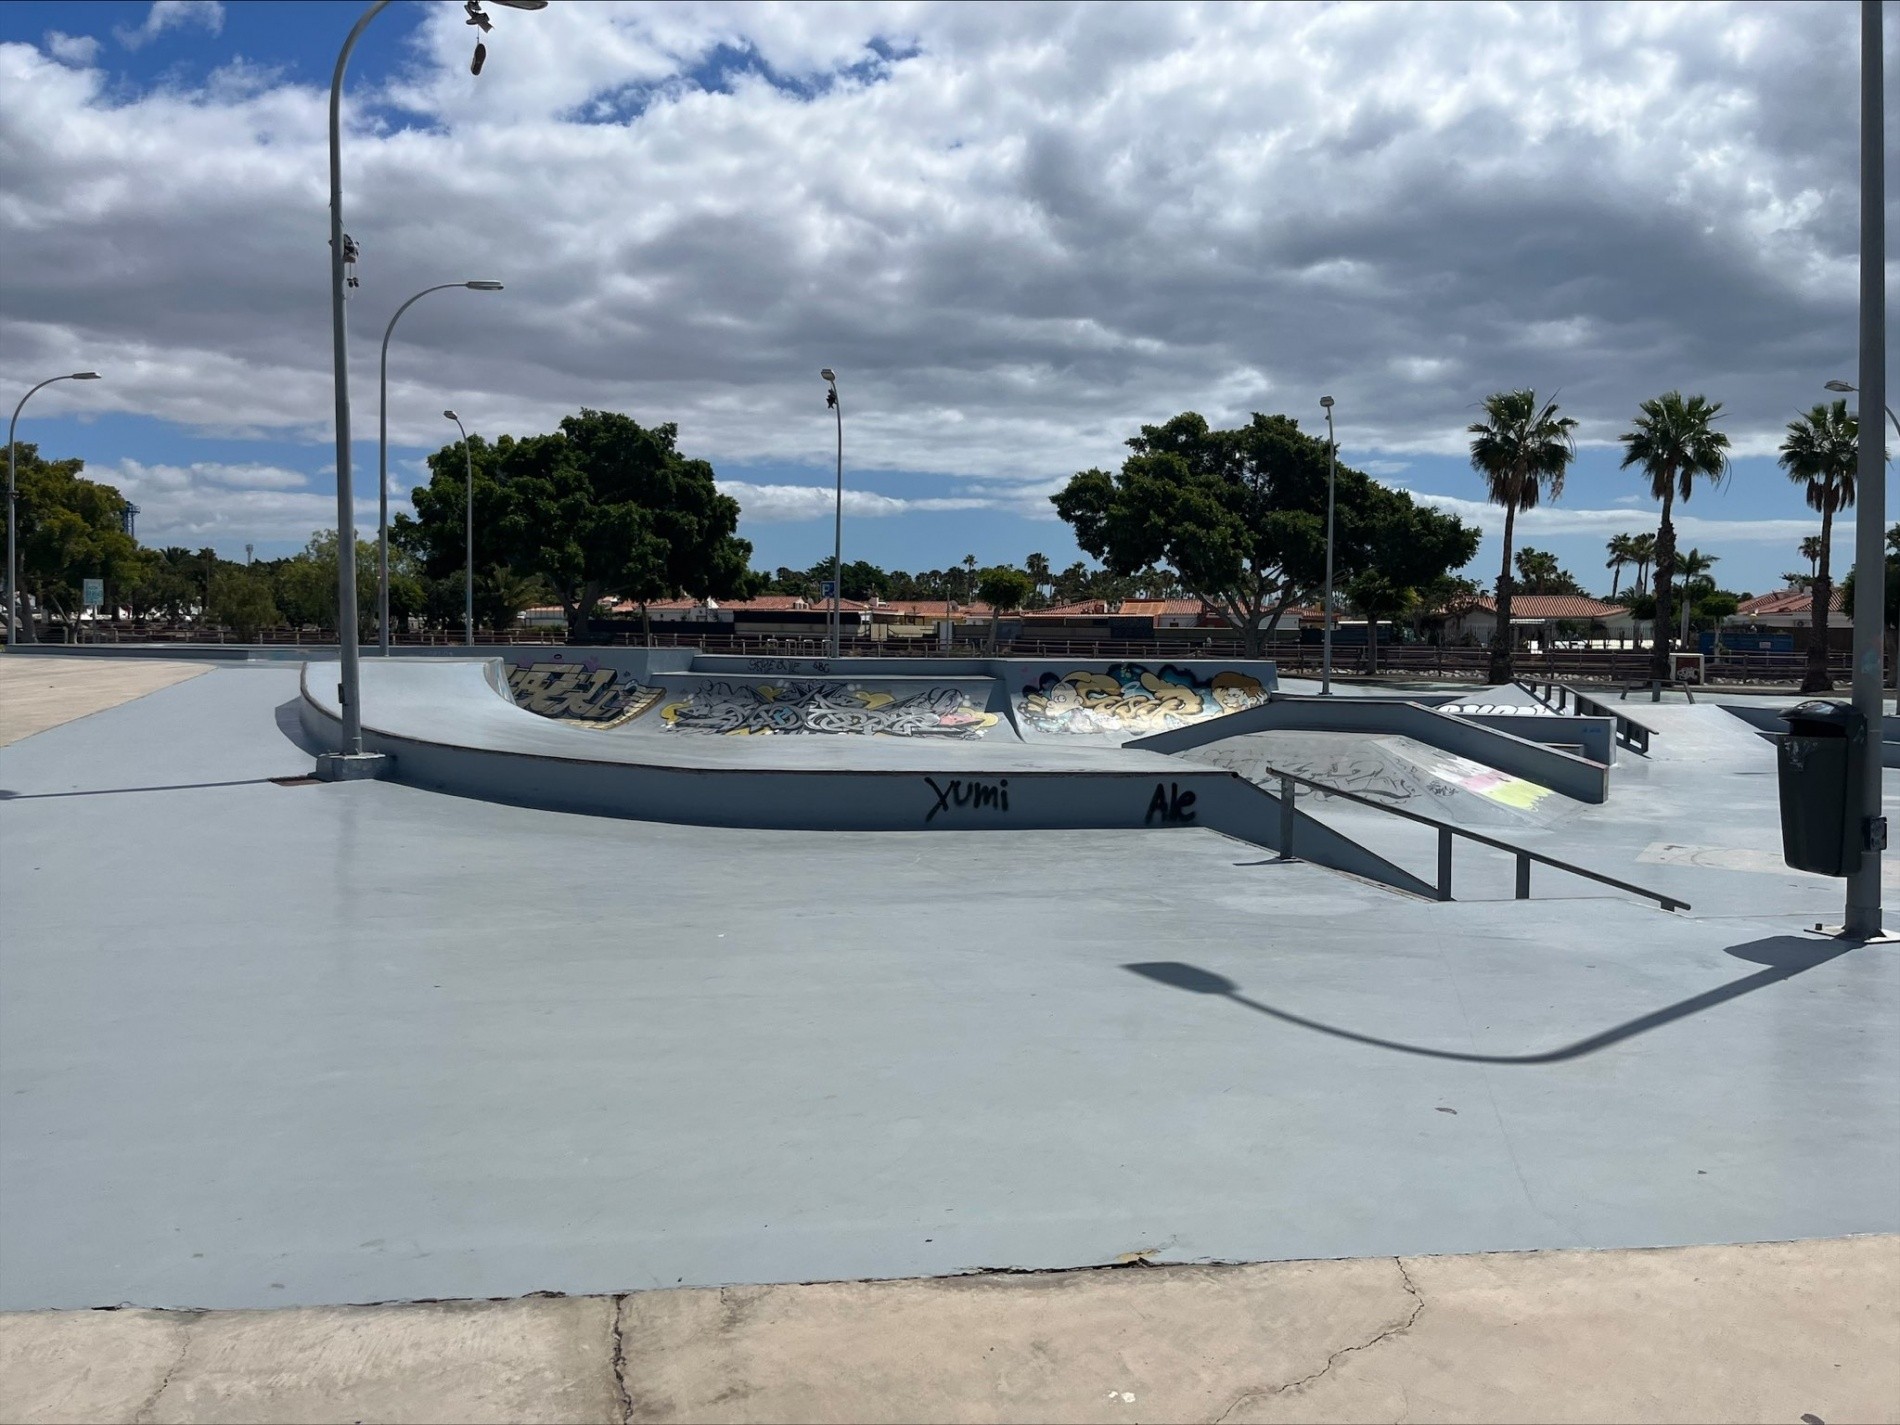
xmin=1 ymin=1234 xmax=1892 ymax=1424
xmin=3 ymin=654 xmax=1897 ymax=1419
xmin=0 ymin=655 xmax=207 ymax=747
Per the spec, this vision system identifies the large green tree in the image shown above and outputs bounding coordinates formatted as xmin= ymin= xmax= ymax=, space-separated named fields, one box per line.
xmin=401 ymin=411 xmax=754 ymax=641
xmin=1051 ymin=411 xmax=1478 ymax=657
xmin=1467 ymin=390 xmax=1577 ymax=683
xmin=1778 ymin=400 xmax=1858 ymax=692
xmin=6 ymin=444 xmax=139 ymax=641
xmin=1619 ymin=391 xmax=1731 ymax=683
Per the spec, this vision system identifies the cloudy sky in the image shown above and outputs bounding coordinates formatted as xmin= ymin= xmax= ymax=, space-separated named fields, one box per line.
xmin=1 ymin=0 xmax=1892 ymax=595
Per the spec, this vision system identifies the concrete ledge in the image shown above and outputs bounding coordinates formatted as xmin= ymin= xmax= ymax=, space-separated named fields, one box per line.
xmin=1132 ymin=693 xmax=1612 ymax=804
xmin=1 ymin=1237 xmax=1892 ymax=1424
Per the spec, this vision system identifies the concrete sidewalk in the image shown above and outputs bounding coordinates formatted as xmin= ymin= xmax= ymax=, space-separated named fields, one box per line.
xmin=0 ymin=657 xmax=207 ymax=747
xmin=3 ymin=1235 xmax=1893 ymax=1424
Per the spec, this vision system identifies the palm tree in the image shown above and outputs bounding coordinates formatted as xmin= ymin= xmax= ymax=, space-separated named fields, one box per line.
xmin=1800 ymin=534 xmax=1823 ymax=581
xmin=1618 ymin=392 xmax=1732 ymax=683
xmin=1779 ymin=401 xmax=1859 ymax=692
xmin=1628 ymin=532 xmax=1657 ymax=597
xmin=1025 ymin=551 xmax=1051 ymax=599
xmin=1467 ymin=389 xmax=1578 ymax=684
xmin=1674 ymin=547 xmax=1719 ymax=646
xmin=1605 ymin=533 xmax=1637 ymax=599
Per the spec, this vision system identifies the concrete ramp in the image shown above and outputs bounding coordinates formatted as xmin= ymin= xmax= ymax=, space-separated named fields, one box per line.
xmin=1011 ymin=660 xmax=1275 ymax=743
xmin=1179 ymin=729 xmax=1571 ymax=829
xmin=500 ymin=655 xmax=1011 ymax=740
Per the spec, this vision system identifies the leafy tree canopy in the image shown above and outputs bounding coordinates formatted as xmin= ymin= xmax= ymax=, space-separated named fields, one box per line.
xmin=399 ymin=410 xmax=755 ymax=639
xmin=1051 ymin=411 xmax=1478 ymax=655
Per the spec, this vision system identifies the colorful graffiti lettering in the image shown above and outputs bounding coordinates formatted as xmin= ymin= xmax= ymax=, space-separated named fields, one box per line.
xmin=507 ymin=659 xmax=662 ymax=728
xmin=660 ymin=680 xmax=998 ymax=737
xmin=1020 ymin=664 xmax=1269 ymax=737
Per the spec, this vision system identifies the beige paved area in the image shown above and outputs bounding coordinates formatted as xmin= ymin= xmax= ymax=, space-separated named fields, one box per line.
xmin=0 ymin=657 xmax=208 ymax=748
xmin=1 ymin=1235 xmax=1893 ymax=1425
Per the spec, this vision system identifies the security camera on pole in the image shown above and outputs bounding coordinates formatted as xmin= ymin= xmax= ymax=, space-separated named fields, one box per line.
xmin=822 ymin=368 xmax=842 ymax=659
xmin=316 ymin=0 xmax=546 ymax=781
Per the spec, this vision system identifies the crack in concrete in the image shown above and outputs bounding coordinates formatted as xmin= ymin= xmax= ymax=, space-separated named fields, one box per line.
xmin=609 ymin=1293 xmax=634 ymax=1425
xmin=131 ymin=1310 xmax=203 ymax=1424
xmin=1210 ymin=1259 xmax=1423 ymax=1424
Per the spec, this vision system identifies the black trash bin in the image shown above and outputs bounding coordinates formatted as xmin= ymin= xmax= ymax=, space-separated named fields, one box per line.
xmin=1777 ymin=700 xmax=1869 ymax=876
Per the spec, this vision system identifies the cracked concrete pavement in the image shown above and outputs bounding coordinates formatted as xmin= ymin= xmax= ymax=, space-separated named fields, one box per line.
xmin=2 ymin=1235 xmax=1893 ymax=1424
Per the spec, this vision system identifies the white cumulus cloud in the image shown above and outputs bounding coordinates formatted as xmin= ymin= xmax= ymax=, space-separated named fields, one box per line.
xmin=114 ymin=1 xmax=224 ymax=52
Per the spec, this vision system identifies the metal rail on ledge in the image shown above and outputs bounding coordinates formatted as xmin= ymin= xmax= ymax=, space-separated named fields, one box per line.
xmin=1261 ymin=762 xmax=1688 ymax=912
xmin=1514 ymin=678 xmax=1654 ymax=756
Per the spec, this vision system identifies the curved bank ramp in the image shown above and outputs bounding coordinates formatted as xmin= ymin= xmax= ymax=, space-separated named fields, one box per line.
xmin=299 ymin=658 xmax=1436 ymax=898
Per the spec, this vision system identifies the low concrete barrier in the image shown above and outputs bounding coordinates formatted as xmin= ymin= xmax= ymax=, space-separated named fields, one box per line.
xmin=1128 ymin=693 xmax=1612 ymax=804
xmin=297 ymin=660 xmax=1433 ymax=899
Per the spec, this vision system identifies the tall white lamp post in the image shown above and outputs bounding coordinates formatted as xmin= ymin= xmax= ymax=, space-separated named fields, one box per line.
xmin=443 ymin=410 xmax=476 ymax=647
xmin=321 ymin=0 xmax=544 ymax=773
xmin=378 ymin=280 xmax=503 ymax=653
xmin=1320 ymin=395 xmax=1337 ymax=695
xmin=7 ymin=372 xmax=101 ymax=651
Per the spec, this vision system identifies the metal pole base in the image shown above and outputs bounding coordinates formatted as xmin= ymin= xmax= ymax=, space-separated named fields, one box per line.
xmin=1804 ymin=922 xmax=1900 ymax=945
xmin=315 ymin=750 xmax=394 ymax=782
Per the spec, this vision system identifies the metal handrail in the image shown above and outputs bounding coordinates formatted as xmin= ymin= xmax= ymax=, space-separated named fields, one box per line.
xmin=1515 ymin=678 xmax=1653 ymax=756
xmin=1258 ymin=761 xmax=1688 ymax=912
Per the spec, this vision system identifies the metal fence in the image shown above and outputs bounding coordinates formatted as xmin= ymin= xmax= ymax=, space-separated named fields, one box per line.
xmin=16 ymin=623 xmax=1872 ymax=687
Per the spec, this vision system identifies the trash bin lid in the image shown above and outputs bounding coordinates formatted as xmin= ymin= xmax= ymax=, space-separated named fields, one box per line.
xmin=1780 ymin=699 xmax=1866 ymax=735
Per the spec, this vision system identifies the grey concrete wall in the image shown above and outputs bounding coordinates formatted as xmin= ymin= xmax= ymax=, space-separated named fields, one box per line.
xmin=299 ymin=663 xmax=1431 ymax=898
xmin=1454 ymin=713 xmax=1614 ymax=766
xmin=1721 ymin=699 xmax=1900 ymax=768
xmin=1130 ymin=695 xmax=1611 ymax=804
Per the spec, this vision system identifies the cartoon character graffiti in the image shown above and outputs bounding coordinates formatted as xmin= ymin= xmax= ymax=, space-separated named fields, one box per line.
xmin=506 ymin=659 xmax=662 ymax=728
xmin=659 ymin=680 xmax=999 ymax=737
xmin=1019 ymin=664 xmax=1268 ymax=736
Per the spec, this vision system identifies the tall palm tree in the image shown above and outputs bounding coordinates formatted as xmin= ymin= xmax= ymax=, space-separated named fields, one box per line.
xmin=1779 ymin=401 xmax=1859 ymax=692
xmin=1799 ymin=533 xmax=1823 ymax=580
xmin=1628 ymin=532 xmax=1657 ymax=597
xmin=1605 ymin=533 xmax=1639 ymax=599
xmin=1468 ymin=389 xmax=1578 ymax=683
xmin=1024 ymin=551 xmax=1051 ymax=599
xmin=1618 ymin=392 xmax=1732 ymax=683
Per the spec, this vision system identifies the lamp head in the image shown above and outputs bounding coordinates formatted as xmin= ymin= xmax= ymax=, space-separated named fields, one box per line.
xmin=71 ymin=371 xmax=101 ymax=380
xmin=443 ymin=409 xmax=460 ymax=422
xmin=820 ymin=368 xmax=837 ymax=383
xmin=1319 ymin=395 xmax=1334 ymax=409
xmin=1824 ymin=380 xmax=1856 ymax=393
xmin=490 ymin=0 xmax=549 ymax=7
xmin=464 ymin=281 xmax=504 ymax=291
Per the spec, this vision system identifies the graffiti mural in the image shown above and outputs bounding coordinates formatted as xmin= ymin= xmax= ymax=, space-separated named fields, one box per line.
xmin=659 ymin=680 xmax=998 ymax=738
xmin=507 ymin=659 xmax=662 ymax=729
xmin=1019 ymin=664 xmax=1269 ymax=737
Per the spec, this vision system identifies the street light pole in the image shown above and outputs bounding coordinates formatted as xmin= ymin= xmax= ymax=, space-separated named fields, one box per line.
xmin=1845 ymin=0 xmax=1887 ymax=940
xmin=444 ymin=410 xmax=474 ymax=646
xmin=323 ymin=0 xmax=543 ymax=766
xmin=7 ymin=372 xmax=101 ymax=651
xmin=379 ymin=280 xmax=503 ymax=654
xmin=822 ymin=368 xmax=842 ymax=659
xmin=1320 ymin=395 xmax=1337 ymax=695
